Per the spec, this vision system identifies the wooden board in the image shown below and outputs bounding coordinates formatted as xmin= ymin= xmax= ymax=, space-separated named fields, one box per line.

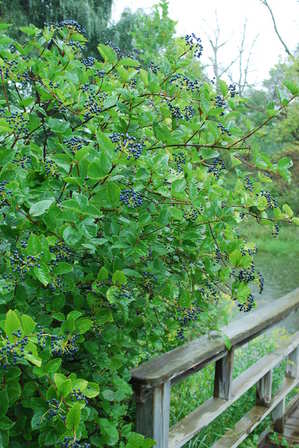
xmin=132 ymin=289 xmax=299 ymax=386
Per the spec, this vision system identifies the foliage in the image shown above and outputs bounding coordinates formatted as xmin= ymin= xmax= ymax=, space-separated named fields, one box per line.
xmin=0 ymin=17 xmax=298 ymax=448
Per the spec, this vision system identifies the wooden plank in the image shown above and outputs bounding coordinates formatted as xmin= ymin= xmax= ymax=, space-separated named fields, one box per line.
xmin=168 ymin=335 xmax=299 ymax=448
xmin=256 ymin=370 xmax=273 ymax=407
xmin=135 ymin=382 xmax=170 ymax=447
xmin=131 ymin=289 xmax=299 ymax=386
xmin=214 ymin=349 xmax=234 ymax=400
xmin=211 ymin=379 xmax=297 ymax=448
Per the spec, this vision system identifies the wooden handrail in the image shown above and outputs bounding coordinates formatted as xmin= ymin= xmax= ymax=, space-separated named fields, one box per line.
xmin=131 ymin=288 xmax=299 ymax=448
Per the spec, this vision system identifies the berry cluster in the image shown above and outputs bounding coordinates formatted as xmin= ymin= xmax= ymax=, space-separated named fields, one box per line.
xmin=184 ymin=105 xmax=195 ymax=121
xmin=177 ymin=306 xmax=201 ymax=340
xmin=149 ymin=62 xmax=160 ymax=74
xmin=68 ymin=40 xmax=85 ymax=52
xmin=7 ymin=111 xmax=29 ymax=137
xmin=217 ymin=123 xmax=231 ymax=136
xmin=169 ymin=74 xmax=200 ymax=92
xmin=8 ymin=250 xmax=41 ymax=276
xmin=207 ymin=158 xmax=225 ymax=179
xmin=238 ymin=263 xmax=255 ymax=283
xmin=272 ymin=223 xmax=280 ymax=238
xmin=120 ymin=189 xmax=143 ymax=208
xmin=57 ymin=20 xmax=86 ymax=35
xmin=167 ymin=101 xmax=183 ymax=120
xmin=228 ymin=83 xmax=238 ymax=97
xmin=44 ymin=159 xmax=58 ymax=177
xmin=82 ymin=56 xmax=95 ymax=68
xmin=238 ymin=293 xmax=255 ymax=312
xmin=104 ymin=40 xmax=122 ymax=58
xmin=50 ymin=241 xmax=74 ymax=264
xmin=83 ymin=93 xmax=103 ymax=119
xmin=109 ymin=133 xmax=144 ymax=160
xmin=61 ymin=437 xmax=90 ymax=448
xmin=37 ymin=328 xmax=79 ymax=359
xmin=14 ymin=155 xmax=31 ymax=169
xmin=47 ymin=399 xmax=65 ymax=422
xmin=64 ymin=136 xmax=87 ymax=154
xmin=215 ymin=95 xmax=226 ymax=109
xmin=258 ymin=190 xmax=278 ymax=209
xmin=71 ymin=389 xmax=88 ymax=404
xmin=244 ymin=176 xmax=253 ymax=192
xmin=142 ymin=271 xmax=157 ymax=290
xmin=184 ymin=208 xmax=199 ymax=222
xmin=257 ymin=271 xmax=264 ymax=294
xmin=185 ymin=33 xmax=203 ymax=58
xmin=0 ymin=333 xmax=29 ymax=369
xmin=174 ymin=152 xmax=186 ymax=173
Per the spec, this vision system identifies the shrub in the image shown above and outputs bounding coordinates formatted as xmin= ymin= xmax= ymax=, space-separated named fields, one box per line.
xmin=0 ymin=21 xmax=297 ymax=447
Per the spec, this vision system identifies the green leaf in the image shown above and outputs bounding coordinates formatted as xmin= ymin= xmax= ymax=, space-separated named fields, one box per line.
xmin=45 ymin=359 xmax=62 ymax=374
xmin=76 ymin=318 xmax=93 ymax=334
xmin=106 ymin=286 xmax=119 ymax=304
xmin=29 ymin=199 xmax=54 ymax=217
xmin=112 ymin=270 xmax=127 ymax=286
xmin=126 ymin=433 xmax=155 ymax=448
xmin=88 ymin=154 xmax=112 ymax=180
xmin=102 ymin=389 xmax=114 ymax=401
xmin=63 ymin=226 xmax=81 ymax=246
xmin=219 ymin=80 xmax=228 ymax=96
xmin=99 ymin=418 xmax=119 ymax=446
xmin=54 ymin=262 xmax=73 ymax=275
xmin=4 ymin=310 xmax=22 ymax=339
xmin=97 ymin=44 xmax=117 ymax=64
xmin=21 ymin=314 xmax=36 ymax=335
xmin=120 ymin=57 xmax=140 ymax=67
xmin=85 ymin=382 xmax=99 ymax=398
xmin=97 ymin=266 xmax=109 ymax=281
xmin=282 ymin=203 xmax=294 ymax=218
xmin=34 ymin=264 xmax=51 ymax=286
xmin=283 ymin=80 xmax=299 ymax=96
xmin=66 ymin=402 xmax=82 ymax=433
xmin=0 ymin=388 xmax=9 ymax=417
xmin=47 ymin=118 xmax=70 ymax=134
xmin=257 ymin=196 xmax=268 ymax=211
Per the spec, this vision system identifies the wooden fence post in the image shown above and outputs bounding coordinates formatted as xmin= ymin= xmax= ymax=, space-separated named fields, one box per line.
xmin=256 ymin=370 xmax=273 ymax=407
xmin=272 ymin=398 xmax=285 ymax=433
xmin=286 ymin=347 xmax=299 ymax=379
xmin=214 ymin=349 xmax=234 ymax=400
xmin=134 ymin=381 xmax=170 ymax=448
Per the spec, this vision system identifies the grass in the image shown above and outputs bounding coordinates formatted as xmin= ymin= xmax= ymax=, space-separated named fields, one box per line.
xmin=170 ymin=328 xmax=293 ymax=447
xmin=239 ymin=220 xmax=299 ymax=256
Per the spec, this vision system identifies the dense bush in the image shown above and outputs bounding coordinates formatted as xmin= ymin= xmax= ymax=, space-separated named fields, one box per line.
xmin=0 ymin=20 xmax=298 ymax=447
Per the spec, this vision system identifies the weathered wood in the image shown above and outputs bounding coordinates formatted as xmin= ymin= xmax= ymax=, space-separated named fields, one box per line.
xmin=214 ymin=349 xmax=234 ymax=400
xmin=135 ymin=382 xmax=170 ymax=447
xmin=131 ymin=289 xmax=299 ymax=386
xmin=168 ymin=335 xmax=299 ymax=448
xmin=272 ymin=398 xmax=285 ymax=433
xmin=286 ymin=347 xmax=299 ymax=379
xmin=256 ymin=370 xmax=273 ymax=407
xmin=211 ymin=379 xmax=297 ymax=448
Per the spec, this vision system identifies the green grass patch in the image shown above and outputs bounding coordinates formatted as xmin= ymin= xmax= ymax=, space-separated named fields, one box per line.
xmin=240 ymin=221 xmax=299 ymax=256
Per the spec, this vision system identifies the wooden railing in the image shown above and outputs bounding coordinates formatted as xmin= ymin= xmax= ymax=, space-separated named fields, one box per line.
xmin=131 ymin=288 xmax=299 ymax=448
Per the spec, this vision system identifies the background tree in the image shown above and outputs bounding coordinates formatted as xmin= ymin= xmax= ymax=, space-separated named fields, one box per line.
xmin=0 ymin=0 xmax=113 ymax=53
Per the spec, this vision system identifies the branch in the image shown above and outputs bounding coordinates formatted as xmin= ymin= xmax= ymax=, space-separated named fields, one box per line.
xmin=260 ymin=0 xmax=293 ymax=57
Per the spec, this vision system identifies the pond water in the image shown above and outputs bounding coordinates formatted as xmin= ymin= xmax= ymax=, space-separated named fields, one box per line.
xmin=255 ymin=251 xmax=299 ymax=330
